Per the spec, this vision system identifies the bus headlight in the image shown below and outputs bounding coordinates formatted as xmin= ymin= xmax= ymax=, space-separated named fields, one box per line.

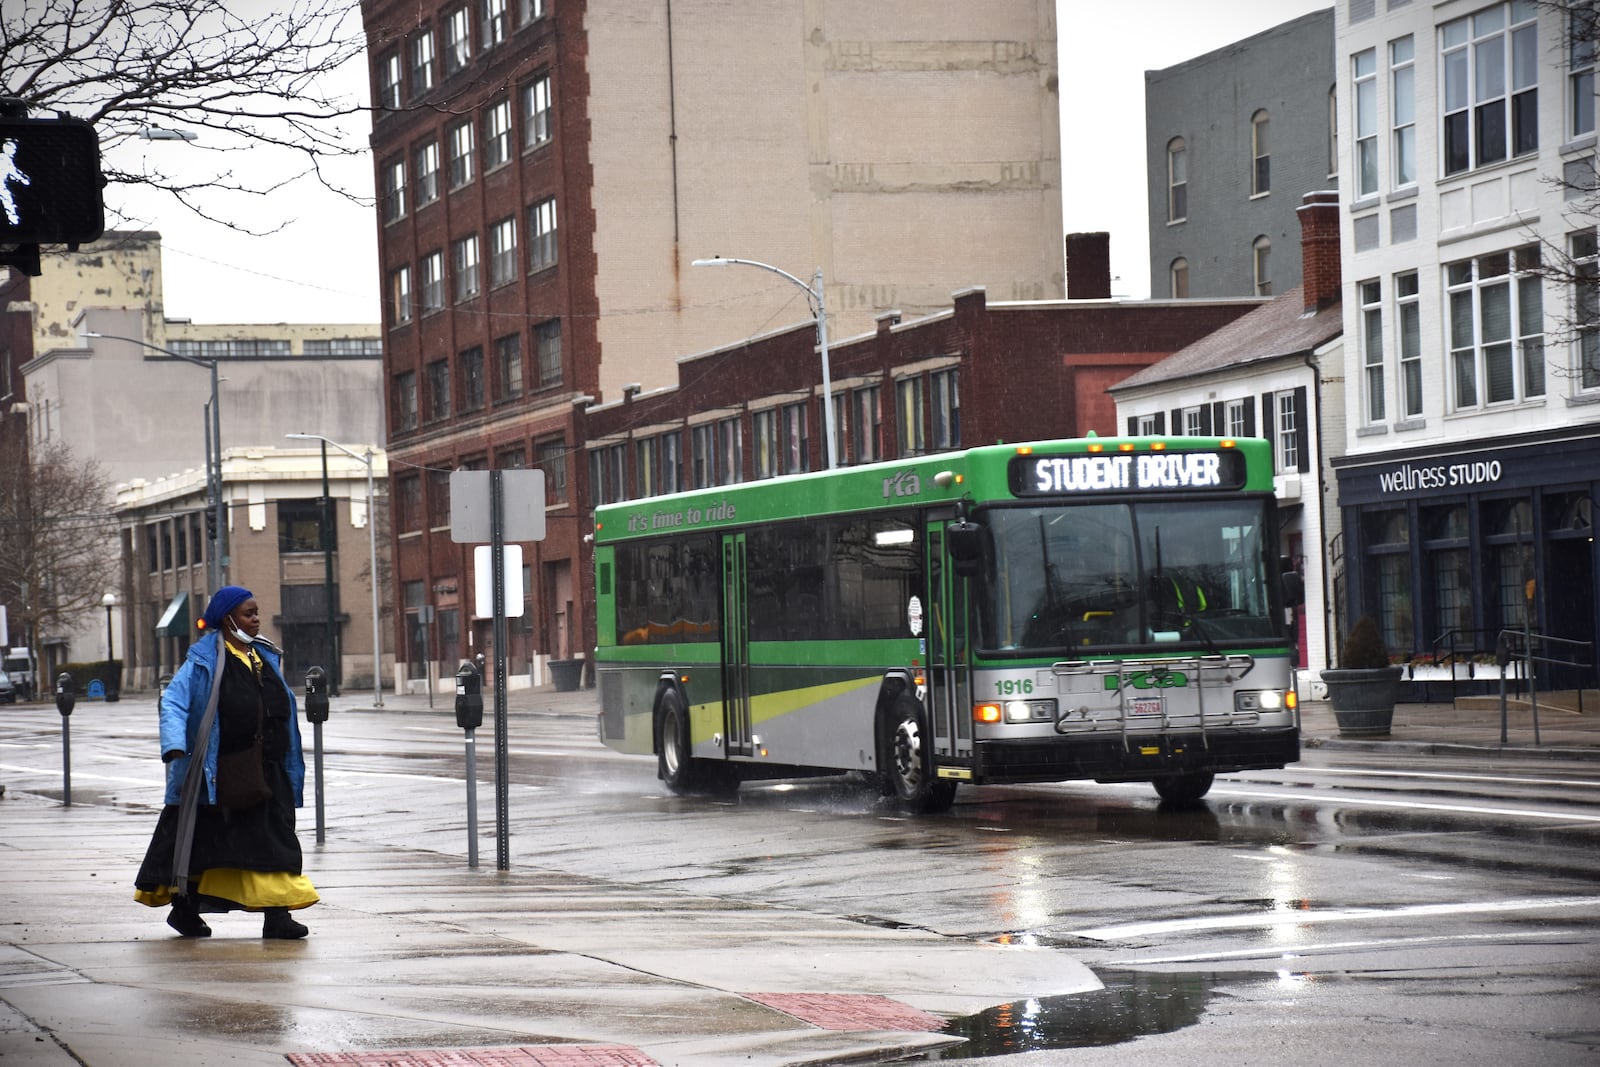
xmin=995 ymin=698 xmax=1058 ymax=723
xmin=1235 ymin=690 xmax=1287 ymax=712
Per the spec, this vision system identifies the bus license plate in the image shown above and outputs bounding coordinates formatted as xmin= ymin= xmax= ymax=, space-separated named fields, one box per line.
xmin=1129 ymin=696 xmax=1163 ymax=717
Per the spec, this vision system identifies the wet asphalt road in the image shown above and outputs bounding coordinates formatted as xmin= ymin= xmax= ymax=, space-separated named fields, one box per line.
xmin=5 ymin=695 xmax=1599 ymax=1064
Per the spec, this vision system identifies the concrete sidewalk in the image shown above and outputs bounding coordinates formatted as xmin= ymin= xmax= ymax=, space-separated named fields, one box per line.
xmin=2 ymin=684 xmax=1594 ymax=1067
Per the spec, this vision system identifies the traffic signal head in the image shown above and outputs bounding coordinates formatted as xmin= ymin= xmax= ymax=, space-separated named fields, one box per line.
xmin=0 ymin=114 xmax=105 ymax=247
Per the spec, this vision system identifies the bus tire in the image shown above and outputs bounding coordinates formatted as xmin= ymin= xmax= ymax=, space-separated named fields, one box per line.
xmin=656 ymin=689 xmax=699 ymax=794
xmin=885 ymin=696 xmax=957 ymax=814
xmin=1153 ymin=771 xmax=1214 ymax=805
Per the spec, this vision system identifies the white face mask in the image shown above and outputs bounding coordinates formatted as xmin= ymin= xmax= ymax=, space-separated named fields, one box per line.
xmin=227 ymin=621 xmax=255 ymax=646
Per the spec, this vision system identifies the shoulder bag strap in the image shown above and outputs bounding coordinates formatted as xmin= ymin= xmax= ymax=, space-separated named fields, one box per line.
xmin=169 ymin=651 xmax=226 ymax=897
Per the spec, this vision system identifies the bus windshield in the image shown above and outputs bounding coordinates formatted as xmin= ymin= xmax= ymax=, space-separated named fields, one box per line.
xmin=977 ymin=499 xmax=1281 ymax=654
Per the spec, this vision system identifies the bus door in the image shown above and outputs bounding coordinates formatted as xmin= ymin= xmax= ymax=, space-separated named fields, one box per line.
xmin=925 ymin=518 xmax=973 ymax=760
xmin=721 ymin=532 xmax=754 ymax=756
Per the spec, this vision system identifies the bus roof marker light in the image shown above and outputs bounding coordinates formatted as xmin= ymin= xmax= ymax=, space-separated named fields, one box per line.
xmin=1087 ymin=442 xmax=1104 ymax=453
xmin=1151 ymin=441 xmax=1167 ymax=451
xmin=1221 ymin=439 xmax=1236 ymax=448
xmin=1016 ymin=445 xmax=1034 ymax=455
xmin=1119 ymin=442 xmax=1135 ymax=452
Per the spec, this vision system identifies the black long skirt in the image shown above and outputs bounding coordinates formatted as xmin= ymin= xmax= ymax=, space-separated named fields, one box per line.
xmin=134 ymin=759 xmax=314 ymax=912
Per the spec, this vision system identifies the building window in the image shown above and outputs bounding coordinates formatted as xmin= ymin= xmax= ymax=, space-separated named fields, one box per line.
xmin=494 ymin=332 xmax=522 ymax=399
xmin=780 ymin=401 xmax=809 ymax=473
xmin=690 ymin=423 xmax=715 ymax=488
xmin=1391 ymin=35 xmax=1416 ymax=187
xmin=1252 ymin=236 xmax=1272 ymax=296
xmin=1170 ymin=257 xmax=1189 ymax=298
xmin=853 ymin=386 xmax=881 ymax=464
xmin=420 ymin=250 xmax=444 ymax=314
xmin=1361 ymin=279 xmax=1386 ymax=423
xmin=1576 ymin=230 xmax=1600 ymax=390
xmin=535 ymin=436 xmax=567 ymax=504
xmin=1446 ymin=245 xmax=1545 ymax=409
xmin=1441 ymin=3 xmax=1538 ymax=176
xmin=279 ymin=498 xmax=327 ymax=554
xmin=1276 ymin=391 xmax=1300 ymax=472
xmin=448 ymin=120 xmax=475 ymax=188
xmin=381 ymin=157 xmax=406 ymax=223
xmin=378 ymin=50 xmax=401 ymax=109
xmin=397 ymin=474 xmax=422 ymax=532
xmin=1166 ymin=137 xmax=1187 ymax=222
xmin=427 ymin=468 xmax=451 ymax=529
xmin=1328 ymin=84 xmax=1339 ymax=177
xmin=410 ymin=30 xmax=435 ymax=97
xmin=831 ymin=393 xmax=849 ymax=467
xmin=444 ymin=6 xmax=471 ymax=75
xmin=589 ymin=444 xmax=627 ymax=506
xmin=388 ymin=265 xmax=413 ymax=326
xmin=1136 ymin=413 xmax=1160 ymax=435
xmin=1225 ymin=398 xmax=1247 ymax=437
xmin=931 ymin=369 xmax=959 ymax=450
xmin=1397 ymin=271 xmax=1423 ymax=416
xmin=635 ymin=436 xmax=660 ymax=496
xmin=452 ymin=234 xmax=480 ymax=301
xmin=1354 ymin=48 xmax=1378 ymax=197
xmin=658 ymin=432 xmax=682 ymax=493
xmin=481 ymin=0 xmax=506 ymax=49
xmin=1250 ymin=109 xmax=1270 ymax=195
xmin=895 ymin=376 xmax=925 ymax=456
xmin=1182 ymin=406 xmax=1204 ymax=436
xmin=519 ymin=0 xmax=545 ymax=24
xmin=717 ymin=417 xmax=742 ymax=484
xmin=426 ymin=359 xmax=450 ymax=422
xmin=522 ymin=73 xmax=552 ymax=149
xmin=489 ymin=216 xmax=517 ymax=287
xmin=752 ymin=409 xmax=778 ymax=479
xmin=459 ymin=346 xmax=484 ymax=412
xmin=415 ymin=140 xmax=440 ymax=206
xmin=528 ymin=196 xmax=557 ymax=271
xmin=483 ymin=98 xmax=511 ymax=170
xmin=535 ymin=319 xmax=561 ymax=387
xmin=496 ymin=446 xmax=526 ymax=470
xmin=394 ymin=370 xmax=418 ymax=432
xmin=1573 ymin=4 xmax=1596 ymax=138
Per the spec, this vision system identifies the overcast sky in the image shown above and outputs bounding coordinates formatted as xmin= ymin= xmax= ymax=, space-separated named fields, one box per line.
xmin=105 ymin=0 xmax=1330 ymax=325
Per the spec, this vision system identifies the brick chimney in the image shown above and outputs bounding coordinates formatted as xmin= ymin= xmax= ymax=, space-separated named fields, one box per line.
xmin=1064 ymin=232 xmax=1111 ymax=300
xmin=1297 ymin=191 xmax=1341 ymax=313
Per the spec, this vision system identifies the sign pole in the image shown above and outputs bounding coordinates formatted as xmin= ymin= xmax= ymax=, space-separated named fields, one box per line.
xmin=491 ymin=470 xmax=510 ymax=871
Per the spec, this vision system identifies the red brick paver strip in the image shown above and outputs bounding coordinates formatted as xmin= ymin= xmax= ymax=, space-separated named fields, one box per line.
xmin=739 ymin=992 xmax=946 ymax=1032
xmin=287 ymin=1045 xmax=659 ymax=1066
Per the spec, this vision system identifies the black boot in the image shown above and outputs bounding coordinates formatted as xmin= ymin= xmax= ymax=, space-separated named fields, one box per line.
xmin=262 ymin=907 xmax=308 ymax=939
xmin=166 ymin=897 xmax=211 ymax=938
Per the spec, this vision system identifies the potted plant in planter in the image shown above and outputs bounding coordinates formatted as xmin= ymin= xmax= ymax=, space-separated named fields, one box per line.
xmin=1321 ymin=616 xmax=1403 ymax=737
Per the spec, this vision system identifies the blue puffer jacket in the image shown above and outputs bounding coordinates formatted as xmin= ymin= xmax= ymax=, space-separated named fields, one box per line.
xmin=159 ymin=631 xmax=305 ymax=807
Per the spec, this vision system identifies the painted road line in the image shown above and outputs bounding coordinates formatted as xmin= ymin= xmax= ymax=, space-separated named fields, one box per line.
xmin=1074 ymin=895 xmax=1599 ymax=941
xmin=1118 ymin=929 xmax=1576 ymax=965
xmin=1209 ymin=785 xmax=1600 ymax=822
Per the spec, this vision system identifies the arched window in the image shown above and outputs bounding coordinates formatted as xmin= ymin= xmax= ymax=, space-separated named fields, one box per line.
xmin=1170 ymin=257 xmax=1189 ymax=299
xmin=1251 ymin=109 xmax=1271 ymax=195
xmin=1167 ymin=137 xmax=1187 ymax=223
xmin=1253 ymin=236 xmax=1272 ymax=297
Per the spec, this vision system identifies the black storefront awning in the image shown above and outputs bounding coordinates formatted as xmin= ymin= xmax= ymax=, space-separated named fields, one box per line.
xmin=155 ymin=592 xmax=189 ymax=637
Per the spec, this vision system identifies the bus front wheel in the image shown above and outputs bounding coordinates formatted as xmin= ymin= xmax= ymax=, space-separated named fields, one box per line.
xmin=886 ymin=697 xmax=957 ymax=814
xmin=657 ymin=690 xmax=698 ymax=794
xmin=1153 ymin=772 xmax=1214 ymax=805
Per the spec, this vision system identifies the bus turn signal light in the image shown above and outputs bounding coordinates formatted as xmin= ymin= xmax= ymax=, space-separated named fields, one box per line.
xmin=975 ymin=702 xmax=1003 ymax=723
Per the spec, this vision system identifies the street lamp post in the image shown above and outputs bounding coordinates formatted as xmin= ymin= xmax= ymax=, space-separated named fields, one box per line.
xmin=101 ymin=592 xmax=116 ymax=659
xmin=691 ymin=256 xmax=837 ymax=469
xmin=83 ymin=332 xmax=226 ymax=590
xmin=287 ymin=433 xmax=384 ymax=707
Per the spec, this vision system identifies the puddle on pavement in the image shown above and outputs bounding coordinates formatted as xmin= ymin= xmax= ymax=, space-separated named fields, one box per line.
xmin=907 ymin=969 xmax=1220 ymax=1060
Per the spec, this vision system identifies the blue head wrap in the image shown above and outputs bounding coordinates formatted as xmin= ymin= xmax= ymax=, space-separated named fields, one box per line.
xmin=201 ymin=585 xmax=253 ymax=631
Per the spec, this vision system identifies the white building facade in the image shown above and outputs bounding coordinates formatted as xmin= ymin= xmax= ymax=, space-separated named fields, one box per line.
xmin=1332 ymin=0 xmax=1599 ymax=685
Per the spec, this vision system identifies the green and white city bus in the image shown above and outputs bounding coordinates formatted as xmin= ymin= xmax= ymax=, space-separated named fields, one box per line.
xmin=593 ymin=434 xmax=1303 ymax=812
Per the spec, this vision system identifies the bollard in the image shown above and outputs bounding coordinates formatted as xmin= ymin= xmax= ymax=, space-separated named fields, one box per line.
xmin=304 ymin=666 xmax=329 ymax=844
xmin=55 ymin=673 xmax=75 ymax=806
xmin=455 ymin=662 xmax=484 ymax=868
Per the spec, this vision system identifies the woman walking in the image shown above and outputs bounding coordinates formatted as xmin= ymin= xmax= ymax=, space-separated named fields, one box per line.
xmin=134 ymin=586 xmax=318 ymax=938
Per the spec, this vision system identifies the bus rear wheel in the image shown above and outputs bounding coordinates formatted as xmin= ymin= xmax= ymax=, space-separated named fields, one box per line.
xmin=1153 ymin=771 xmax=1214 ymax=805
xmin=886 ymin=697 xmax=957 ymax=814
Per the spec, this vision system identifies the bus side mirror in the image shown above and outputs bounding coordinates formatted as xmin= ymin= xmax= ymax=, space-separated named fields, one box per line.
xmin=1279 ymin=557 xmax=1305 ymax=608
xmin=946 ymin=519 xmax=983 ymax=578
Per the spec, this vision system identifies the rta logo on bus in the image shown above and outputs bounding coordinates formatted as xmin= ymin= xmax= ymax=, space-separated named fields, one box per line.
xmin=0 ymin=113 xmax=105 ymax=248
xmin=1105 ymin=669 xmax=1189 ymax=691
xmin=882 ymin=470 xmax=922 ymax=499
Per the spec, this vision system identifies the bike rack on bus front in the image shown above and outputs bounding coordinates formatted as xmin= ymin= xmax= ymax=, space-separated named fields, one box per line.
xmin=1051 ymin=654 xmax=1258 ymax=749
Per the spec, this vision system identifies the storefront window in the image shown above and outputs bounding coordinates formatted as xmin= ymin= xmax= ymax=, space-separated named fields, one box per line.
xmin=1423 ymin=505 xmax=1472 ymax=652
xmin=1485 ymin=498 xmax=1533 ymax=632
xmin=1365 ymin=509 xmax=1413 ymax=654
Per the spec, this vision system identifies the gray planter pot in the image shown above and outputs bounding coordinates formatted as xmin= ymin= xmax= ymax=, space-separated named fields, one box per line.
xmin=1321 ymin=666 xmax=1403 ymax=738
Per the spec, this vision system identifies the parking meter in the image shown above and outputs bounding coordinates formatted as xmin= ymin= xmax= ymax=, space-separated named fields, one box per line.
xmin=55 ymin=673 xmax=75 ymax=806
xmin=304 ymin=666 xmax=330 ymax=723
xmin=54 ymin=673 xmax=75 ymax=717
xmin=455 ymin=662 xmax=484 ymax=730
